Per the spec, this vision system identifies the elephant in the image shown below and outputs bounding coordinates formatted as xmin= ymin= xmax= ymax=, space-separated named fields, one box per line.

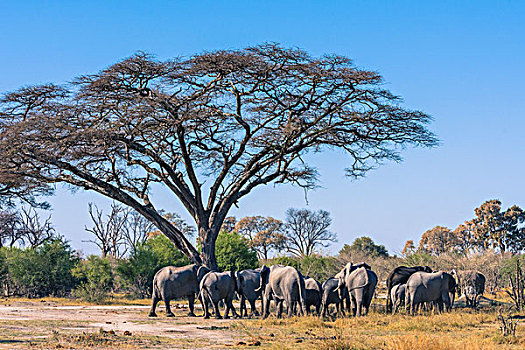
xmin=320 ymin=277 xmax=348 ymax=317
xmin=304 ymin=277 xmax=323 ymax=315
xmin=235 ymin=268 xmax=262 ymax=317
xmin=455 ymin=270 xmax=485 ymax=307
xmin=149 ymin=264 xmax=210 ymax=317
xmin=199 ymin=270 xmax=239 ymax=319
xmin=386 ymin=265 xmax=432 ymax=313
xmin=256 ymin=265 xmax=307 ymax=318
xmin=390 ymin=283 xmax=406 ymax=314
xmin=405 ymin=271 xmax=456 ymax=315
xmin=336 ymin=263 xmax=377 ymax=317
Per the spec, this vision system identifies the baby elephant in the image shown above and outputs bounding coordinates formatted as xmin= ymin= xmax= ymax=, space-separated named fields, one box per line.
xmin=199 ymin=271 xmax=239 ymax=319
xmin=390 ymin=283 xmax=406 ymax=314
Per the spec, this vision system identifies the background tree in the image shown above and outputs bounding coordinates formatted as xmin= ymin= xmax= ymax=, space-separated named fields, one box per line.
xmin=418 ymin=226 xmax=459 ymax=255
xmin=339 ymin=236 xmax=388 ymax=260
xmin=401 ymin=240 xmax=416 ymax=257
xmin=17 ymin=207 xmax=56 ymax=248
xmin=85 ymin=203 xmax=127 ymax=258
xmin=0 ymin=210 xmax=23 ymax=248
xmin=214 ymin=231 xmax=258 ymax=271
xmin=120 ymin=209 xmax=156 ymax=254
xmin=284 ymin=208 xmax=336 ymax=257
xmin=117 ymin=234 xmax=189 ymax=298
xmin=0 ymin=44 xmax=437 ymax=269
xmin=235 ymin=216 xmax=286 ymax=260
xmin=472 ymin=200 xmax=525 ymax=253
xmin=452 ymin=220 xmax=481 ymax=255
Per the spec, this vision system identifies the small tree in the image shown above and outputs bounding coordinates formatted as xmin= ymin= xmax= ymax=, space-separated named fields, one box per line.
xmin=73 ymin=255 xmax=114 ymax=302
xmin=235 ymin=216 xmax=287 ymax=260
xmin=215 ymin=231 xmax=258 ymax=271
xmin=18 ymin=207 xmax=55 ymax=248
xmin=418 ymin=226 xmax=458 ymax=255
xmin=401 ymin=240 xmax=416 ymax=257
xmin=117 ymin=234 xmax=189 ymax=298
xmin=340 ymin=236 xmax=388 ymax=261
xmin=0 ymin=210 xmax=23 ymax=248
xmin=284 ymin=208 xmax=336 ymax=257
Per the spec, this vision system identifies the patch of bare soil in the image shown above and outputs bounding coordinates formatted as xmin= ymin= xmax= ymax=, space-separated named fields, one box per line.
xmin=0 ymin=301 xmax=242 ymax=349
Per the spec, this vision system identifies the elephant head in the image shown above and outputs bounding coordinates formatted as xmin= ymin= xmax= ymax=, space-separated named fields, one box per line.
xmin=334 ymin=262 xmax=353 ymax=291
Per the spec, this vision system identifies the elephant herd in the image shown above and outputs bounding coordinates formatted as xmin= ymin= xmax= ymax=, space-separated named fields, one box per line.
xmin=148 ymin=263 xmax=486 ymax=319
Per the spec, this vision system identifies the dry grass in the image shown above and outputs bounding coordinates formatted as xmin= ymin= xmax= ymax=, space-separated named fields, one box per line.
xmin=231 ymin=308 xmax=525 ymax=350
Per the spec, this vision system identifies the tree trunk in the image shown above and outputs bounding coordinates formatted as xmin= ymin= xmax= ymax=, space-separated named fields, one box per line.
xmin=200 ymin=228 xmax=219 ymax=271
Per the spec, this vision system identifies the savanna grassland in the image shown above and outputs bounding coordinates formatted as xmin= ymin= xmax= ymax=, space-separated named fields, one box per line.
xmin=0 ymin=296 xmax=523 ymax=349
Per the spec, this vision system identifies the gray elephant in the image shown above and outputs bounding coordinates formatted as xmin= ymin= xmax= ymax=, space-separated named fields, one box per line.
xmin=149 ymin=264 xmax=210 ymax=317
xmin=320 ymin=277 xmax=348 ymax=317
xmin=256 ymin=265 xmax=307 ymax=318
xmin=305 ymin=277 xmax=323 ymax=315
xmin=405 ymin=271 xmax=456 ymax=315
xmin=455 ymin=270 xmax=485 ymax=307
xmin=199 ymin=270 xmax=239 ymax=319
xmin=336 ymin=263 xmax=377 ymax=317
xmin=390 ymin=283 xmax=406 ymax=314
xmin=236 ymin=268 xmax=262 ymax=317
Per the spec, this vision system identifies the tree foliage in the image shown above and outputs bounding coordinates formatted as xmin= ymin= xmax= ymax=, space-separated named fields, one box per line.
xmin=2 ymin=238 xmax=78 ymax=297
xmin=418 ymin=226 xmax=459 ymax=255
xmin=215 ymin=230 xmax=258 ymax=271
xmin=0 ymin=44 xmax=437 ymax=268
xmin=117 ymin=234 xmax=189 ymax=298
xmin=472 ymin=200 xmax=525 ymax=253
xmin=339 ymin=236 xmax=388 ymax=260
xmin=235 ymin=216 xmax=286 ymax=260
xmin=72 ymin=255 xmax=114 ymax=302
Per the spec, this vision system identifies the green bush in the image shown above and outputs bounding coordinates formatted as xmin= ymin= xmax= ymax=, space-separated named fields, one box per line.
xmin=269 ymin=255 xmax=339 ymax=282
xmin=3 ymin=238 xmax=78 ymax=297
xmin=117 ymin=234 xmax=189 ymax=298
xmin=72 ymin=255 xmax=114 ymax=302
xmin=215 ymin=231 xmax=258 ymax=271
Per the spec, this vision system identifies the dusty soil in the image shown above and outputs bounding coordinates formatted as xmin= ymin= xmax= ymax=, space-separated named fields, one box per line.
xmin=0 ymin=300 xmax=242 ymax=349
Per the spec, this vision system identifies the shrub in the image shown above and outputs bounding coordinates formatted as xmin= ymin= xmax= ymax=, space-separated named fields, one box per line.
xmin=117 ymin=234 xmax=189 ymax=298
xmin=215 ymin=230 xmax=258 ymax=271
xmin=72 ymin=255 xmax=114 ymax=302
xmin=3 ymin=238 xmax=78 ymax=297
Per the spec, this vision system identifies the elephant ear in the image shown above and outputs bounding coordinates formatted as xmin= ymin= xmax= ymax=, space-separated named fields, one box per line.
xmin=197 ymin=266 xmax=211 ymax=282
xmin=235 ymin=272 xmax=244 ymax=294
xmin=255 ymin=265 xmax=269 ymax=293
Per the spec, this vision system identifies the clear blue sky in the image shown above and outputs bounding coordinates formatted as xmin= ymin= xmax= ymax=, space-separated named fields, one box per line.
xmin=1 ymin=1 xmax=524 ymax=256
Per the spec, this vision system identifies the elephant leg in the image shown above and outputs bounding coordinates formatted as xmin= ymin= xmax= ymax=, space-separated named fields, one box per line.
xmin=277 ymin=300 xmax=284 ymax=318
xmin=164 ymin=298 xmax=175 ymax=317
xmin=249 ymin=299 xmax=259 ymax=317
xmin=224 ymin=299 xmax=231 ymax=319
xmin=262 ymin=294 xmax=270 ymax=319
xmin=201 ymin=293 xmax=211 ymax=319
xmin=149 ymin=295 xmax=160 ymax=317
xmin=240 ymin=295 xmax=246 ymax=317
xmin=213 ymin=301 xmax=222 ymax=319
xmin=229 ymin=298 xmax=239 ymax=319
xmin=187 ymin=294 xmax=196 ymax=317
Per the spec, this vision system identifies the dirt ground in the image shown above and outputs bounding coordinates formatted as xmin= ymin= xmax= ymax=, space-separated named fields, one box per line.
xmin=0 ymin=297 xmax=523 ymax=349
xmin=0 ymin=300 xmax=242 ymax=349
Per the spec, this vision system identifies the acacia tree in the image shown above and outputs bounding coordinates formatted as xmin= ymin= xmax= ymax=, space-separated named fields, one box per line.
xmin=235 ymin=216 xmax=286 ymax=260
xmin=0 ymin=44 xmax=437 ymax=269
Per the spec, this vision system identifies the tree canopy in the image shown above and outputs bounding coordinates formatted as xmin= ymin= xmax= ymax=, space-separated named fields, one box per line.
xmin=0 ymin=44 xmax=437 ymax=268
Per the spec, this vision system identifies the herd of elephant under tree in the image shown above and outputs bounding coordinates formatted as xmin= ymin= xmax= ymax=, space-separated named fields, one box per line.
xmin=148 ymin=262 xmax=486 ymax=319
